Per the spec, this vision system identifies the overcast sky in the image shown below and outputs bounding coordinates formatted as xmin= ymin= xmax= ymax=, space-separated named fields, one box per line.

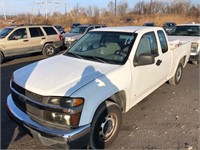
xmin=0 ymin=0 xmax=199 ymax=15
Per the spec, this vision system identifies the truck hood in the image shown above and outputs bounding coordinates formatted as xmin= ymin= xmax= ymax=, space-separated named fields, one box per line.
xmin=168 ymin=36 xmax=200 ymax=43
xmin=13 ymin=55 xmax=119 ymax=96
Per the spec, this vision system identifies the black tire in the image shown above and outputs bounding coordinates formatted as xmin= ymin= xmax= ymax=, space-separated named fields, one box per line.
xmin=89 ymin=101 xmax=122 ymax=149
xmin=0 ymin=52 xmax=4 ymax=64
xmin=42 ymin=43 xmax=56 ymax=57
xmin=169 ymin=63 xmax=183 ymax=85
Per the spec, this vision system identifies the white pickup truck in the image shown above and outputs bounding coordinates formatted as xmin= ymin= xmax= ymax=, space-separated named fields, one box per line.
xmin=168 ymin=23 xmax=200 ymax=64
xmin=7 ymin=26 xmax=191 ymax=149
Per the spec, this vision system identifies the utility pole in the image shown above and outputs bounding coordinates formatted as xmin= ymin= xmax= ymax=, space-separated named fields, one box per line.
xmin=150 ymin=0 xmax=152 ymax=14
xmin=33 ymin=0 xmax=66 ymax=17
xmin=0 ymin=0 xmax=7 ymax=20
xmin=114 ymin=0 xmax=117 ymax=16
xmin=44 ymin=0 xmax=48 ymax=18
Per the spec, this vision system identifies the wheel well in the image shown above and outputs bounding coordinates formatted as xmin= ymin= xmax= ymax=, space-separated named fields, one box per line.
xmin=43 ymin=42 xmax=54 ymax=48
xmin=108 ymin=91 xmax=126 ymax=112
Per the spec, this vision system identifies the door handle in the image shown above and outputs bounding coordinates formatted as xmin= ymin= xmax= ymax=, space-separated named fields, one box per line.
xmin=23 ymin=40 xmax=29 ymax=42
xmin=41 ymin=37 xmax=46 ymax=39
xmin=156 ymin=59 xmax=162 ymax=66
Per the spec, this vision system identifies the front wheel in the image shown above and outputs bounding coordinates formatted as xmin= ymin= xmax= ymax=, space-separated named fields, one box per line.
xmin=42 ymin=44 xmax=56 ymax=57
xmin=169 ymin=63 xmax=183 ymax=85
xmin=89 ymin=101 xmax=122 ymax=149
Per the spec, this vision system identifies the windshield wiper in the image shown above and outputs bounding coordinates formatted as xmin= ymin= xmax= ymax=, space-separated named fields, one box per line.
xmin=66 ymin=52 xmax=84 ymax=59
xmin=90 ymin=56 xmax=107 ymax=63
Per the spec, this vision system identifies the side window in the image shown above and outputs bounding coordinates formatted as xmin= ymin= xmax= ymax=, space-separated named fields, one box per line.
xmin=95 ymin=26 xmax=101 ymax=29
xmin=157 ymin=30 xmax=168 ymax=53
xmin=43 ymin=27 xmax=57 ymax=35
xmin=8 ymin=28 xmax=27 ymax=40
xmin=29 ymin=27 xmax=44 ymax=38
xmin=135 ymin=32 xmax=158 ymax=60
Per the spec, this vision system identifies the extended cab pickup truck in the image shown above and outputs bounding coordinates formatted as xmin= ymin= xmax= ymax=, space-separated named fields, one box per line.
xmin=168 ymin=23 xmax=200 ymax=64
xmin=7 ymin=26 xmax=191 ymax=149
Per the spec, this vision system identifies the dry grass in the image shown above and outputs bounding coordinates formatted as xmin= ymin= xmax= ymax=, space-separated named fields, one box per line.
xmin=0 ymin=13 xmax=199 ymax=31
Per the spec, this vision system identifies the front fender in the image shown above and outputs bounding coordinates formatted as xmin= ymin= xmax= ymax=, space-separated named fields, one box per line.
xmin=71 ymin=63 xmax=132 ymax=126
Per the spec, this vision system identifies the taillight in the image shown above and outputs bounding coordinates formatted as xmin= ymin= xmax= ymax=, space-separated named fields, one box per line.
xmin=59 ymin=35 xmax=63 ymax=41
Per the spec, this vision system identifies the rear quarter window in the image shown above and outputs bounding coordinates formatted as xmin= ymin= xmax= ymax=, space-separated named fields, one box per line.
xmin=43 ymin=27 xmax=57 ymax=35
xmin=157 ymin=30 xmax=168 ymax=53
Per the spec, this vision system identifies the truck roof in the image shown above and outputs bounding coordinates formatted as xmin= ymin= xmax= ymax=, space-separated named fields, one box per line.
xmin=90 ymin=26 xmax=163 ymax=33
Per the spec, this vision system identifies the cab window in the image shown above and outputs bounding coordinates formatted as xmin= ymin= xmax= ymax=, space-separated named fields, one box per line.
xmin=8 ymin=28 xmax=27 ymax=40
xmin=134 ymin=32 xmax=158 ymax=60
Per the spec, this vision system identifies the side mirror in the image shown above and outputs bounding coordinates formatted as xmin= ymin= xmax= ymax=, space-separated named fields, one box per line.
xmin=134 ymin=53 xmax=155 ymax=67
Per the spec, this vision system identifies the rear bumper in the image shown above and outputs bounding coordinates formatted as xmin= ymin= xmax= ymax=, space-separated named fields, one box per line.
xmin=54 ymin=41 xmax=63 ymax=48
xmin=6 ymin=94 xmax=90 ymax=149
xmin=189 ymin=52 xmax=199 ymax=61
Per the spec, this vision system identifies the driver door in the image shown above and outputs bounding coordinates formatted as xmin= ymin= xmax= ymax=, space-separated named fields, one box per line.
xmin=130 ymin=31 xmax=171 ymax=107
xmin=5 ymin=28 xmax=31 ymax=56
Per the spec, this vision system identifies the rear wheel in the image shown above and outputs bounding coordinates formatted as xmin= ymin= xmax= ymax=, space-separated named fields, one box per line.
xmin=169 ymin=63 xmax=183 ymax=85
xmin=42 ymin=44 xmax=56 ymax=57
xmin=0 ymin=52 xmax=4 ymax=64
xmin=89 ymin=101 xmax=122 ymax=149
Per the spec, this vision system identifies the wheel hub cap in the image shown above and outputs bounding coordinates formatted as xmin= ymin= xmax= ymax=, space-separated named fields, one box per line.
xmin=99 ymin=115 xmax=115 ymax=140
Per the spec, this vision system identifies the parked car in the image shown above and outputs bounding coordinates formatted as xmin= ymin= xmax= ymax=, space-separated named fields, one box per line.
xmin=0 ymin=24 xmax=63 ymax=63
xmin=168 ymin=23 xmax=200 ymax=64
xmin=62 ymin=24 xmax=107 ymax=48
xmin=143 ymin=22 xmax=156 ymax=26
xmin=70 ymin=22 xmax=81 ymax=29
xmin=7 ymin=26 xmax=191 ymax=149
xmin=163 ymin=22 xmax=176 ymax=34
xmin=54 ymin=24 xmax=65 ymax=34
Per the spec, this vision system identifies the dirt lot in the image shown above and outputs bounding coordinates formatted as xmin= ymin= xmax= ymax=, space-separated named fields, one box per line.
xmin=1 ymin=54 xmax=199 ymax=150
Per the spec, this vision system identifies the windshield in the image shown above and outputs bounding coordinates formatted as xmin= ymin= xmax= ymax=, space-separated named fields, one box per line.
xmin=169 ymin=25 xmax=200 ymax=36
xmin=64 ymin=32 xmax=136 ymax=65
xmin=70 ymin=26 xmax=87 ymax=34
xmin=0 ymin=28 xmax=13 ymax=38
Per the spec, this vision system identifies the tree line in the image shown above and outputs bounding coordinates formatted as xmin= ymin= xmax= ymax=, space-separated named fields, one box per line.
xmin=66 ymin=0 xmax=199 ymax=18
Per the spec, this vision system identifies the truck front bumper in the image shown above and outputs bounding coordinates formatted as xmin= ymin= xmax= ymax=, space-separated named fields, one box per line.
xmin=6 ymin=95 xmax=90 ymax=149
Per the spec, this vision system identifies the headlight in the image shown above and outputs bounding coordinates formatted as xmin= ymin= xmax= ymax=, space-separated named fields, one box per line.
xmin=65 ymin=37 xmax=76 ymax=42
xmin=44 ymin=97 xmax=84 ymax=127
xmin=191 ymin=42 xmax=199 ymax=52
xmin=44 ymin=111 xmax=81 ymax=126
xmin=48 ymin=97 xmax=84 ymax=108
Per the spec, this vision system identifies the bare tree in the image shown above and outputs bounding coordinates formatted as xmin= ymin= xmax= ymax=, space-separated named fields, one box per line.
xmin=108 ymin=1 xmax=115 ymax=15
xmin=117 ymin=1 xmax=128 ymax=16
